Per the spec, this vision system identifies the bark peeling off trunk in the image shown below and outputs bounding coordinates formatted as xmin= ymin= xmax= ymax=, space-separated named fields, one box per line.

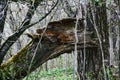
xmin=0 ymin=30 xmax=98 ymax=79
xmin=0 ymin=17 xmax=98 ymax=79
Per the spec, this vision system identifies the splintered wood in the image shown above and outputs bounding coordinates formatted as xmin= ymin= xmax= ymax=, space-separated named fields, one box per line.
xmin=27 ymin=18 xmax=97 ymax=46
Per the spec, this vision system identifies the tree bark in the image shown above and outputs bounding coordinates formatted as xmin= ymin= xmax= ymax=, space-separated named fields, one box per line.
xmin=0 ymin=0 xmax=8 ymax=46
xmin=0 ymin=1 xmax=39 ymax=64
xmin=0 ymin=28 xmax=98 ymax=79
xmin=0 ymin=0 xmax=58 ymax=65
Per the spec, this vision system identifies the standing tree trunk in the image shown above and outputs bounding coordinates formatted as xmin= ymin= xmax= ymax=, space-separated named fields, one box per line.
xmin=0 ymin=0 xmax=8 ymax=46
xmin=94 ymin=0 xmax=108 ymax=54
xmin=0 ymin=1 xmax=39 ymax=64
xmin=117 ymin=0 xmax=120 ymax=78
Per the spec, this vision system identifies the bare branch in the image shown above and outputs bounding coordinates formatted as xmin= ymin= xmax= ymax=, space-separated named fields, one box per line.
xmin=0 ymin=0 xmax=59 ymax=65
xmin=0 ymin=0 xmax=8 ymax=45
xmin=0 ymin=1 xmax=39 ymax=64
xmin=0 ymin=39 xmax=97 ymax=79
xmin=61 ymin=0 xmax=75 ymax=17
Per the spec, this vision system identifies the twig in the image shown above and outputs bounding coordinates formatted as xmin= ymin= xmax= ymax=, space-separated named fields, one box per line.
xmin=26 ymin=0 xmax=59 ymax=78
xmin=24 ymin=0 xmax=59 ymax=30
xmin=0 ymin=0 xmax=58 ymax=65
xmin=90 ymin=5 xmax=107 ymax=80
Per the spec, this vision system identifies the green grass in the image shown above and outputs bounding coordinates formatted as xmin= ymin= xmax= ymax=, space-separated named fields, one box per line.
xmin=23 ymin=67 xmax=77 ymax=80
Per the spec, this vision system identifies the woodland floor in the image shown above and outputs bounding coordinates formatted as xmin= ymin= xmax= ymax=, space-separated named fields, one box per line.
xmin=23 ymin=67 xmax=76 ymax=80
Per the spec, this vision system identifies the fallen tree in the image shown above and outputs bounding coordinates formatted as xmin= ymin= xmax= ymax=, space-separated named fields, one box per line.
xmin=0 ymin=18 xmax=98 ymax=79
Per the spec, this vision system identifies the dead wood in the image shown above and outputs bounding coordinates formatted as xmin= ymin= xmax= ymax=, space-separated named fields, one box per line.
xmin=0 ymin=18 xmax=97 ymax=79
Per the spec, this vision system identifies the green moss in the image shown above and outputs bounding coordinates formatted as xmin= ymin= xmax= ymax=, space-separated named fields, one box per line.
xmin=0 ymin=40 xmax=32 ymax=69
xmin=0 ymin=41 xmax=32 ymax=79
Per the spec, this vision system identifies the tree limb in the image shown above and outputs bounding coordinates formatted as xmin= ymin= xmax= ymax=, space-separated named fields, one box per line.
xmin=0 ymin=25 xmax=97 ymax=79
xmin=0 ymin=0 xmax=8 ymax=45
xmin=0 ymin=0 xmax=58 ymax=64
xmin=0 ymin=0 xmax=39 ymax=64
xmin=0 ymin=39 xmax=97 ymax=79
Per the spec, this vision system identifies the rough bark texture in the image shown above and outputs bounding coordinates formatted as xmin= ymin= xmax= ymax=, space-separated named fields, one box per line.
xmin=0 ymin=0 xmax=8 ymax=46
xmin=0 ymin=1 xmax=40 ymax=64
xmin=0 ymin=18 xmax=99 ymax=79
xmin=94 ymin=0 xmax=108 ymax=55
xmin=0 ymin=0 xmax=58 ymax=65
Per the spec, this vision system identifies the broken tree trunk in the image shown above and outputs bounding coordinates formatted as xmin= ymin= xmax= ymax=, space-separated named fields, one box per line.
xmin=0 ymin=18 xmax=98 ymax=80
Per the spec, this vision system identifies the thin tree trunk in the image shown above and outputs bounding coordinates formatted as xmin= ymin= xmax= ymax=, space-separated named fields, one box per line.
xmin=0 ymin=0 xmax=8 ymax=46
xmin=0 ymin=1 xmax=39 ymax=64
xmin=118 ymin=0 xmax=120 ymax=78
